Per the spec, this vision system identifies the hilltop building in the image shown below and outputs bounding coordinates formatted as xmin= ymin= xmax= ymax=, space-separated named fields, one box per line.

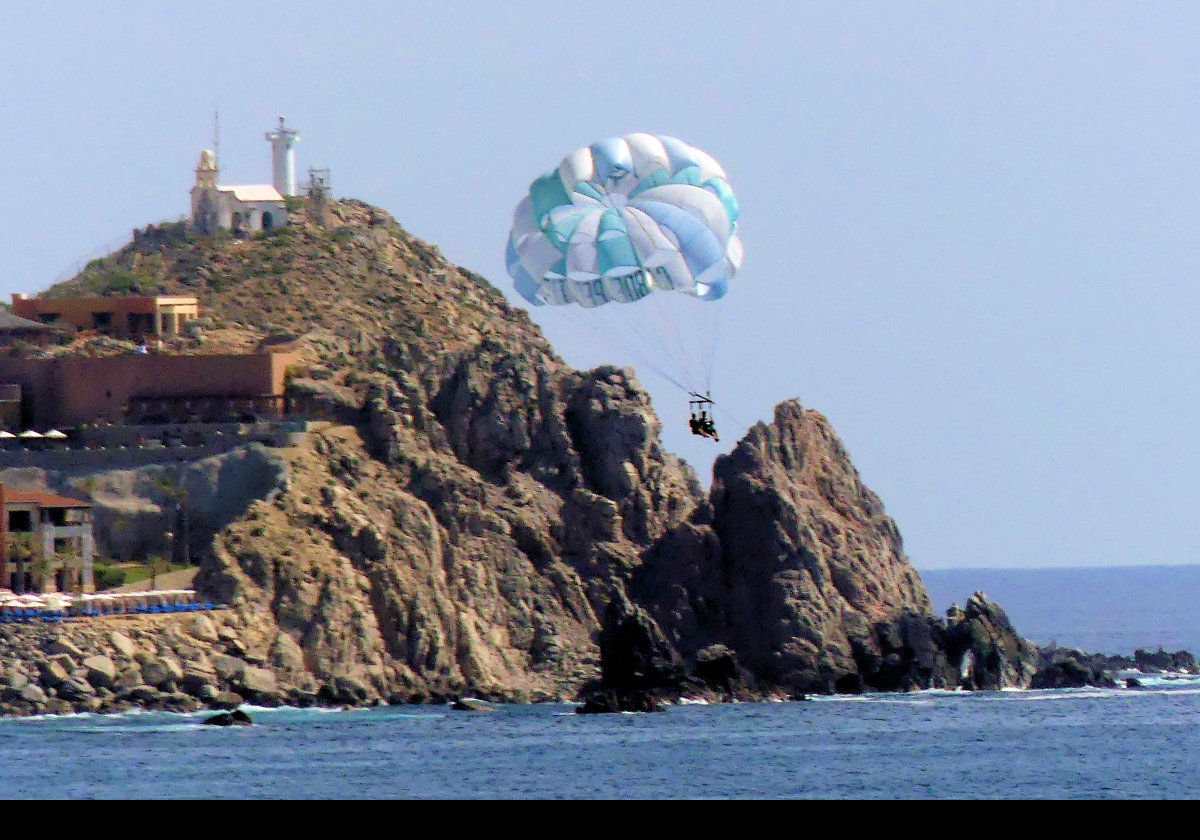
xmin=191 ymin=117 xmax=299 ymax=235
xmin=0 ymin=484 xmax=95 ymax=594
xmin=11 ymin=294 xmax=198 ymax=339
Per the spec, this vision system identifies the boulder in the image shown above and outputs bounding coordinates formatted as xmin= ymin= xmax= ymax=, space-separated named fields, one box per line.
xmin=39 ymin=659 xmax=70 ymax=687
xmin=319 ymin=676 xmax=374 ymax=705
xmin=202 ymin=709 xmax=252 ymax=726
xmin=693 ymin=644 xmax=750 ymax=695
xmin=49 ymin=654 xmax=77 ymax=674
xmin=239 ymin=666 xmax=278 ymax=696
xmin=212 ymin=655 xmax=248 ymax=683
xmin=114 ymin=666 xmax=143 ymax=691
xmin=19 ymin=683 xmax=47 ymax=705
xmin=47 ymin=638 xmax=84 ymax=659
xmin=121 ymin=685 xmax=164 ymax=704
xmin=141 ymin=657 xmax=184 ymax=689
xmin=1031 ymin=656 xmax=1117 ymax=689
xmin=180 ymin=669 xmax=218 ymax=697
xmin=188 ymin=614 xmax=219 ymax=643
xmin=162 ymin=692 xmax=202 ymax=713
xmin=46 ymin=698 xmax=77 ymax=715
xmin=56 ymin=679 xmax=96 ymax=701
xmin=1134 ymin=649 xmax=1197 ymax=674
xmin=451 ymin=698 xmax=497 ymax=712
xmin=575 ymin=689 xmax=664 ymax=714
xmin=82 ymin=656 xmax=117 ymax=690
xmin=268 ymin=633 xmax=306 ymax=672
xmin=211 ymin=691 xmax=245 ymax=710
xmin=109 ymin=631 xmax=138 ymax=659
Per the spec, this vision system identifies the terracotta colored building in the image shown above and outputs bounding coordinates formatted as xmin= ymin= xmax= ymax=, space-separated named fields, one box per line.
xmin=0 ymin=351 xmax=298 ymax=429
xmin=0 ymin=484 xmax=95 ymax=593
xmin=11 ymin=294 xmax=199 ymax=338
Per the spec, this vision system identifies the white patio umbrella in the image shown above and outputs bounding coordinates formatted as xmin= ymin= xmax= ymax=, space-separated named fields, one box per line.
xmin=43 ymin=429 xmax=68 ymax=439
xmin=0 ymin=431 xmax=15 ymax=439
xmin=17 ymin=430 xmax=43 ymax=439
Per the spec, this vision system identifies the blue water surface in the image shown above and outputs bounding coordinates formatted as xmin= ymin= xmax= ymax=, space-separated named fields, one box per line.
xmin=6 ymin=682 xmax=1200 ymax=799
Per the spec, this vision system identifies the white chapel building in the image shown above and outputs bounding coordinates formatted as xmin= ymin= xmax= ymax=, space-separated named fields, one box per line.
xmin=191 ymin=117 xmax=300 ymax=235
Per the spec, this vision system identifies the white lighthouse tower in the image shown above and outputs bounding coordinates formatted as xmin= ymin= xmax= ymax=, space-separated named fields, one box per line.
xmin=265 ymin=116 xmax=300 ymax=196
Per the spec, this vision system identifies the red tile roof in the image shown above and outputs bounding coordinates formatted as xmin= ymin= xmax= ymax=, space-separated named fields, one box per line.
xmin=2 ymin=490 xmax=92 ymax=508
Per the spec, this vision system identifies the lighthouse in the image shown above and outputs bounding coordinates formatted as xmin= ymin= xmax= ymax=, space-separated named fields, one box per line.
xmin=265 ymin=116 xmax=300 ymax=196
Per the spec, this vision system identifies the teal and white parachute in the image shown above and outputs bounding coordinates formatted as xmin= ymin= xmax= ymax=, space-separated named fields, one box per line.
xmin=506 ymin=134 xmax=742 ymax=309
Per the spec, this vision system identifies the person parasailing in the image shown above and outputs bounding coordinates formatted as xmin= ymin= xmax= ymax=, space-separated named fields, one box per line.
xmin=505 ymin=134 xmax=742 ymax=443
xmin=688 ymin=392 xmax=719 ymax=441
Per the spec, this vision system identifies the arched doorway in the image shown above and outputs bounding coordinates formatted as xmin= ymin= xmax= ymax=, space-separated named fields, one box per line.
xmin=262 ymin=211 xmax=274 ymax=230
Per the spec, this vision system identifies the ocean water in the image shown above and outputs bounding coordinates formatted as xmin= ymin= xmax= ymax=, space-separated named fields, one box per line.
xmin=4 ymin=683 xmax=1199 ymax=799
xmin=920 ymin=564 xmax=1200 ymax=654
xmin=3 ymin=564 xmax=1195 ymax=799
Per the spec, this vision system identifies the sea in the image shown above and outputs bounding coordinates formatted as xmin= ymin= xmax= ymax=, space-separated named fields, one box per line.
xmin=2 ymin=564 xmax=1197 ymax=799
xmin=919 ymin=564 xmax=1200 ymax=654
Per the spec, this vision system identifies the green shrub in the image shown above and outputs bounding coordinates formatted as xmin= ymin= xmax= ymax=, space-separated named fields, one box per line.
xmin=93 ymin=567 xmax=127 ymax=590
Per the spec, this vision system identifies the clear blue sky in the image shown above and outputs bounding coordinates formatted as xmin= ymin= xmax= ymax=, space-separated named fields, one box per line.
xmin=2 ymin=3 xmax=1197 ymax=570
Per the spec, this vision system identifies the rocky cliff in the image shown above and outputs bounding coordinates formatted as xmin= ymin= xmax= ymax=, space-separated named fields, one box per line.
xmin=2 ymin=199 xmax=1047 ymax=711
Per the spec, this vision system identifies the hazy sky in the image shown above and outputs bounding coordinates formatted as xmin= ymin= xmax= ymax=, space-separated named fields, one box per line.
xmin=2 ymin=3 xmax=1197 ymax=570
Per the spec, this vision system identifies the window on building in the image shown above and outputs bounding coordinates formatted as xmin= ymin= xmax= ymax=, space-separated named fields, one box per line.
xmin=93 ymin=312 xmax=113 ymax=331
xmin=7 ymin=510 xmax=31 ymax=532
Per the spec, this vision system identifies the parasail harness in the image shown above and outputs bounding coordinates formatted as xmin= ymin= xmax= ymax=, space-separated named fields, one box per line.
xmin=688 ymin=392 xmax=719 ymax=442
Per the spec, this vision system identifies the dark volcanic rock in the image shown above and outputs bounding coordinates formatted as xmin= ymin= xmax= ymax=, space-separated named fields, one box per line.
xmin=636 ymin=400 xmax=974 ymax=695
xmin=1031 ymin=655 xmax=1117 ymax=689
xmin=944 ymin=592 xmax=1039 ymax=690
xmin=597 ymin=594 xmax=687 ymax=695
xmin=1134 ymin=649 xmax=1197 ymax=674
xmin=203 ymin=709 xmax=252 ymax=726
xmin=574 ymin=690 xmax=664 ymax=714
xmin=692 ymin=645 xmax=753 ymax=696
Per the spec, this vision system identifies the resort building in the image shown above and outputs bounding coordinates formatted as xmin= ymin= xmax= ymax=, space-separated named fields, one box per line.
xmin=0 ymin=484 xmax=95 ymax=593
xmin=10 ymin=294 xmax=199 ymax=339
xmin=0 ymin=310 xmax=63 ymax=347
xmin=0 ymin=350 xmax=298 ymax=429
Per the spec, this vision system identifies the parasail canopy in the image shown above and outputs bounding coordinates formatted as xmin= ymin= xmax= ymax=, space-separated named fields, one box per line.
xmin=507 ymin=133 xmax=742 ymax=309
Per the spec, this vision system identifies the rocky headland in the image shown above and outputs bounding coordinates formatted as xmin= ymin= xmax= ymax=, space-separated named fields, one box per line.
xmin=0 ymin=199 xmax=1168 ymax=716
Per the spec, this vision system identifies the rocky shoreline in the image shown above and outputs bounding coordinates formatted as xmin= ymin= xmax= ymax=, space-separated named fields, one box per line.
xmin=0 ymin=612 xmax=387 ymax=718
xmin=0 ymin=604 xmax=1191 ymax=718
